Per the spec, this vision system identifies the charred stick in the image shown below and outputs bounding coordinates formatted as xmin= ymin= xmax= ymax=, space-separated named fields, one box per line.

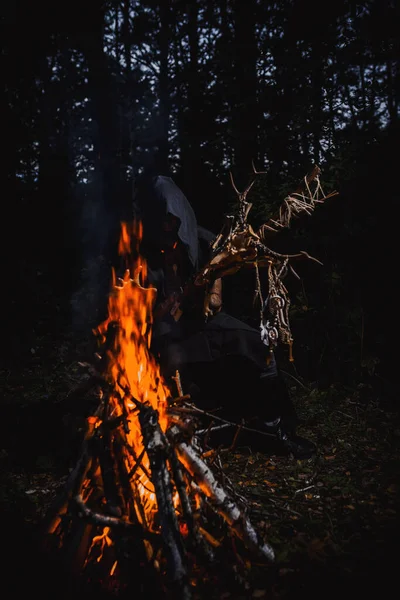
xmin=100 ymin=387 xmax=112 ymax=423
xmin=168 ymin=446 xmax=214 ymax=561
xmin=197 ymin=526 xmax=222 ymax=548
xmin=170 ymin=394 xmax=192 ymax=404
xmin=111 ymin=435 xmax=143 ymax=520
xmin=197 ymin=423 xmax=233 ymax=435
xmin=167 ymin=406 xmax=203 ymax=415
xmin=96 ymin=428 xmax=123 ymax=517
xmin=117 ymin=388 xmax=132 ymax=434
xmin=122 ymin=435 xmax=153 ymax=481
xmin=69 ymin=421 xmax=99 ymax=496
xmin=43 ymin=418 xmax=99 ymax=536
xmin=167 ymin=415 xmax=197 ymax=437
xmin=132 ymin=485 xmax=151 ymax=533
xmin=111 ymin=430 xmax=154 ymax=528
xmin=186 ymin=405 xmax=277 ymax=438
xmin=203 ymin=419 xmax=215 ymax=448
xmin=72 ymin=494 xmax=157 ymax=541
xmin=127 ymin=447 xmax=146 ymax=480
xmin=228 ymin=422 xmax=244 ymax=452
xmin=101 ymin=414 xmax=127 ymax=431
xmin=139 ymin=405 xmax=189 ymax=592
xmin=172 ymin=369 xmax=184 ymax=397
xmin=116 ymin=377 xmax=142 ymax=410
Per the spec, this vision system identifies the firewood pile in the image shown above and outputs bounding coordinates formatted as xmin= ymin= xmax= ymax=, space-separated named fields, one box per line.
xmin=41 ymin=369 xmax=275 ymax=599
xmin=41 ymin=224 xmax=275 ymax=600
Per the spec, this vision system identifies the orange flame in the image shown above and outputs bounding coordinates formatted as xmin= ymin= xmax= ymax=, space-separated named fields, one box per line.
xmin=93 ymin=221 xmax=170 ymax=530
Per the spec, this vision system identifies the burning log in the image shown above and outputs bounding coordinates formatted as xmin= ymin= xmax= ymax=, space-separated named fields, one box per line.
xmin=138 ymin=404 xmax=188 ymax=593
xmin=41 ymin=222 xmax=275 ymax=599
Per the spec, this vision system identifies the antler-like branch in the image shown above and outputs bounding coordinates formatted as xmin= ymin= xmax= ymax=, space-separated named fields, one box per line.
xmin=195 ymin=163 xmax=337 ymax=288
xmin=229 ymin=161 xmax=269 ymax=200
xmin=229 ymin=171 xmax=255 ymax=202
xmin=194 ymin=163 xmax=337 ymax=359
xmin=229 ymin=160 xmax=269 ymax=227
xmin=258 ymin=164 xmax=339 ymax=240
xmin=251 ymin=159 xmax=268 ymax=176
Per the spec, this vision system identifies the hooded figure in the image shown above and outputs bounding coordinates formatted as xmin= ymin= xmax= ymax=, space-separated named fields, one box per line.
xmin=133 ymin=174 xmax=316 ymax=459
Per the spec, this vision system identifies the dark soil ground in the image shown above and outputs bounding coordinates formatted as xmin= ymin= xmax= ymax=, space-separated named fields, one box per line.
xmin=2 ymin=281 xmax=399 ymax=599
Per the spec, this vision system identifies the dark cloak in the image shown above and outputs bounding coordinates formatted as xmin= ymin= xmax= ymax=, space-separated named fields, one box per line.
xmin=133 ymin=175 xmax=278 ymax=378
xmin=133 ymin=174 xmax=201 ymax=269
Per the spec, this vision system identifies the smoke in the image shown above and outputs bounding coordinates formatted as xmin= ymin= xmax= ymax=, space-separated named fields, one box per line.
xmin=69 ymin=152 xmax=164 ymax=333
xmin=69 ymin=183 xmax=113 ymax=332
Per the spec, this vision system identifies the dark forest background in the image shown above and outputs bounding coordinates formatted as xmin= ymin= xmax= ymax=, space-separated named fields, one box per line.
xmin=2 ymin=0 xmax=399 ymax=398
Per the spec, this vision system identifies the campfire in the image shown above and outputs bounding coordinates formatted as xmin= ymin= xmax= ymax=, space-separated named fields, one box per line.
xmin=42 ymin=164 xmax=336 ymax=597
xmin=42 ymin=220 xmax=275 ymax=599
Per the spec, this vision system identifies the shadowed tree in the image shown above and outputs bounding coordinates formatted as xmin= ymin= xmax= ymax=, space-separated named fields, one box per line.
xmin=77 ymin=1 xmax=123 ymax=262
xmin=231 ymin=0 xmax=260 ymax=188
xmin=156 ymin=0 xmax=172 ymax=173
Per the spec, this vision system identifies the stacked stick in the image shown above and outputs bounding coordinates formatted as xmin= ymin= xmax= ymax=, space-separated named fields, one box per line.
xmin=42 ymin=344 xmax=274 ymax=600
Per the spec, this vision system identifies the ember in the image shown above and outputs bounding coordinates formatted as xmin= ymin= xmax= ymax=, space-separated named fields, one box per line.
xmin=42 ymin=220 xmax=274 ymax=599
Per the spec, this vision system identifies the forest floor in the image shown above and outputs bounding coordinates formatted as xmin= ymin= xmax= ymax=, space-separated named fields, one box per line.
xmin=2 ymin=285 xmax=400 ymax=600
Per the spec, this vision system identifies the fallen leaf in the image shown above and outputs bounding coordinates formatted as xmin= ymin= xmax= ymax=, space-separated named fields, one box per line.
xmin=279 ymin=568 xmax=295 ymax=576
xmin=344 ymin=504 xmax=355 ymax=510
xmin=324 ymin=455 xmax=336 ymax=460
xmin=252 ymin=590 xmax=266 ymax=598
xmin=263 ymin=480 xmax=278 ymax=487
xmin=307 ymin=537 xmax=328 ymax=561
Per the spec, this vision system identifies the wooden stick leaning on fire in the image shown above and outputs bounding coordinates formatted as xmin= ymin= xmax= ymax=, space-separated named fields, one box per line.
xmin=195 ymin=163 xmax=338 ymax=361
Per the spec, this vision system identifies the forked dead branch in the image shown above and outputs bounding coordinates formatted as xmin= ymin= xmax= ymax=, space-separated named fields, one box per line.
xmin=197 ymin=163 xmax=338 ymax=361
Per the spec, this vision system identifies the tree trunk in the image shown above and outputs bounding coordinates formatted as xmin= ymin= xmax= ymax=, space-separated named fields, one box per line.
xmin=179 ymin=2 xmax=207 ymax=218
xmin=156 ymin=1 xmax=171 ymax=173
xmin=311 ymin=40 xmax=324 ymax=164
xmin=386 ymin=58 xmax=399 ymax=126
xmin=79 ymin=2 xmax=122 ymax=264
xmin=231 ymin=0 xmax=259 ymax=188
xmin=123 ymin=0 xmax=132 ymax=72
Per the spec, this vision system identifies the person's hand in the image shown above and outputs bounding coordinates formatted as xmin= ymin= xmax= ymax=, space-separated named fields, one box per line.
xmin=203 ymin=278 xmax=222 ymax=319
xmin=154 ymin=292 xmax=182 ymax=321
xmin=169 ymin=298 xmax=183 ymax=321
